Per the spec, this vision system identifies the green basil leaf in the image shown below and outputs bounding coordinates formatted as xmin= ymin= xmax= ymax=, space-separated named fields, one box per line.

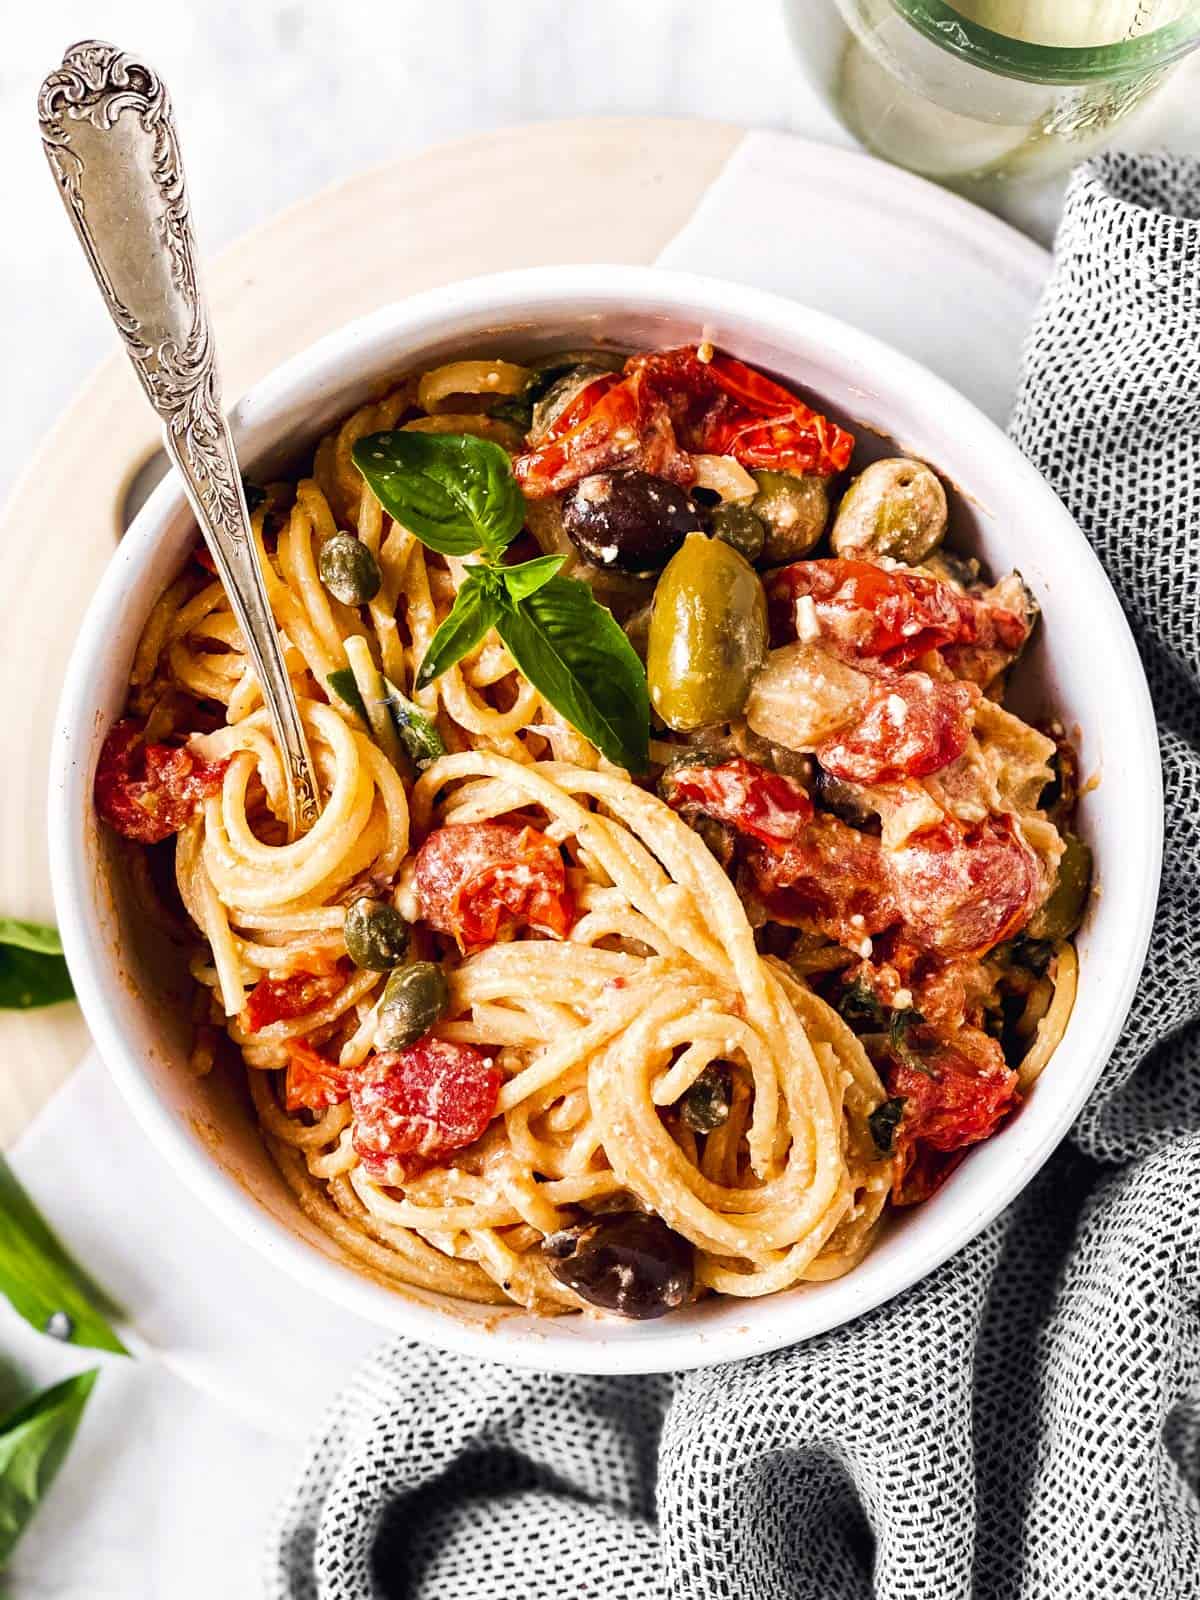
xmin=352 ymin=431 xmax=524 ymax=559
xmin=0 ymin=922 xmax=72 ymax=1012
xmin=494 ymin=576 xmax=649 ymax=772
xmin=501 ymin=554 xmax=566 ymax=604
xmin=380 ymin=679 xmax=447 ymax=765
xmin=415 ymin=575 xmax=504 ymax=691
xmin=0 ymin=1159 xmax=127 ymax=1355
xmin=867 ymin=1097 xmax=905 ymax=1155
xmin=326 ymin=668 xmax=368 ymax=724
xmin=0 ymin=1369 xmax=97 ymax=1568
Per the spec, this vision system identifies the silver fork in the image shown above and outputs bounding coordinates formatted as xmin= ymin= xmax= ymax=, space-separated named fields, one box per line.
xmin=38 ymin=39 xmax=322 ymax=837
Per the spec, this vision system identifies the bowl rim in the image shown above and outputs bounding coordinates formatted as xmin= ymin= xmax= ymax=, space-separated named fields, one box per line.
xmin=47 ymin=264 xmax=1163 ymax=1373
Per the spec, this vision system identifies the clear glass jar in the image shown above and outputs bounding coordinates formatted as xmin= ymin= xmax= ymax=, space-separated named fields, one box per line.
xmin=787 ymin=0 xmax=1200 ymax=180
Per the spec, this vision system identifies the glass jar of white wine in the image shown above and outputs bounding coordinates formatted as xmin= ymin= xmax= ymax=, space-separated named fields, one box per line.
xmin=788 ymin=1 xmax=1200 ymax=180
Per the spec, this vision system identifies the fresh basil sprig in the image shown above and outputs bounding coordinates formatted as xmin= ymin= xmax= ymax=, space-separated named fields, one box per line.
xmin=353 ymin=431 xmax=650 ymax=771
xmin=0 ymin=1159 xmax=127 ymax=1355
xmin=0 ymin=920 xmax=73 ymax=1012
xmin=0 ymin=1369 xmax=97 ymax=1567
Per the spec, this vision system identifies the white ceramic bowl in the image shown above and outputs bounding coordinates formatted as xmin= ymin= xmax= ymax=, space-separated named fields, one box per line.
xmin=48 ymin=267 xmax=1161 ymax=1374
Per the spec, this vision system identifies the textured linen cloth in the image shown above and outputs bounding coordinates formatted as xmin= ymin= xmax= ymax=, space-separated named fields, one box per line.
xmin=270 ymin=153 xmax=1200 ymax=1600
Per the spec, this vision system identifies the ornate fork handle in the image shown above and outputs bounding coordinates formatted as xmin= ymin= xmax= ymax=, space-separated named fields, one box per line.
xmin=38 ymin=39 xmax=321 ymax=835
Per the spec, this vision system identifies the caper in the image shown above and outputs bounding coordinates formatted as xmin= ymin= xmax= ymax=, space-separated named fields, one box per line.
xmin=679 ymin=1064 xmax=732 ymax=1132
xmin=319 ymin=532 xmax=382 ymax=606
xmin=376 ymin=961 xmax=449 ymax=1050
xmin=1027 ymin=835 xmax=1093 ymax=942
xmin=344 ymin=897 xmax=410 ymax=971
xmin=709 ymin=502 xmax=766 ymax=563
xmin=830 ymin=458 xmax=947 ymax=565
xmin=543 ymin=1211 xmax=694 ymax=1319
xmin=647 ymin=533 xmax=768 ymax=732
xmin=750 ymin=471 xmax=830 ymax=563
xmin=561 ymin=471 xmax=701 ymax=573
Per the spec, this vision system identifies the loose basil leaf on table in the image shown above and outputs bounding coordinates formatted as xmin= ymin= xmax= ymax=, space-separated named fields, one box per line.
xmin=414 ymin=573 xmax=504 ymax=691
xmin=495 ymin=576 xmax=650 ymax=773
xmin=352 ymin=431 xmax=523 ymax=559
xmin=0 ymin=920 xmax=73 ymax=1011
xmin=0 ymin=1158 xmax=127 ymax=1355
xmin=0 ymin=1369 xmax=98 ymax=1568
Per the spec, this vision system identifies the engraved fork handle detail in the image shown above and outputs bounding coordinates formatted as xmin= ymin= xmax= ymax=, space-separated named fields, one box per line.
xmin=38 ymin=39 xmax=321 ymax=835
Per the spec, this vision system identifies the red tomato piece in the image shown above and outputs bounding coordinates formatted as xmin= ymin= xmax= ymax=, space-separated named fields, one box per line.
xmin=767 ymin=559 xmax=1029 ymax=672
xmin=888 ymin=814 xmax=1043 ymax=958
xmin=661 ymin=757 xmax=813 ymax=846
xmin=887 ymin=1036 xmax=1018 ymax=1205
xmin=351 ymin=1039 xmax=502 ymax=1183
xmin=537 ymin=372 xmax=621 ymax=447
xmin=242 ymin=970 xmax=346 ymax=1033
xmin=415 ymin=822 xmax=575 ymax=951
xmin=284 ymin=1041 xmax=352 ymax=1113
xmin=94 ymin=719 xmax=229 ymax=845
xmin=816 ymin=673 xmax=979 ymax=784
xmin=513 ymin=345 xmax=854 ymax=498
xmin=744 ymin=814 xmax=896 ymax=946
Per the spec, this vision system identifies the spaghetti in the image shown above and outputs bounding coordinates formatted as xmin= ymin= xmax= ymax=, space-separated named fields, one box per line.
xmin=95 ymin=345 xmax=1085 ymax=1319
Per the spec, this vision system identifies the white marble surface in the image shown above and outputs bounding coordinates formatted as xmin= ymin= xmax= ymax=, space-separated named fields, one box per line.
xmin=4 ymin=3 xmax=1200 ymax=1595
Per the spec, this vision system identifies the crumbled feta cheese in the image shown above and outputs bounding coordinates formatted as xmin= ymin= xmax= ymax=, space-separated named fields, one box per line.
xmin=697 ymin=341 xmax=714 ymax=364
xmin=795 ymin=594 xmax=821 ymax=643
xmin=892 ymin=988 xmax=913 ymax=1010
xmin=856 ymin=937 xmax=873 ymax=959
xmin=849 ymin=912 xmax=865 ymax=929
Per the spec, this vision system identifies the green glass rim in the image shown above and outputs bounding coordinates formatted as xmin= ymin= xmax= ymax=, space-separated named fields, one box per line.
xmin=893 ymin=0 xmax=1200 ymax=83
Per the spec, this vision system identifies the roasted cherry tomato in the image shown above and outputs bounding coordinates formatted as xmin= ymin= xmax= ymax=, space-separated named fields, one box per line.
xmin=414 ymin=821 xmax=575 ymax=951
xmin=888 ymin=814 xmax=1042 ymax=958
xmin=350 ymin=1039 xmax=502 ymax=1184
xmin=513 ymin=344 xmax=854 ymax=499
xmin=743 ymin=814 xmax=895 ymax=947
xmin=887 ymin=1037 xmax=1018 ymax=1205
xmin=242 ymin=969 xmax=346 ymax=1033
xmin=816 ymin=672 xmax=979 ymax=785
xmin=766 ymin=559 xmax=1029 ymax=673
xmin=661 ymin=756 xmax=813 ymax=846
xmin=284 ymin=1041 xmax=351 ymax=1113
xmin=94 ymin=719 xmax=229 ymax=845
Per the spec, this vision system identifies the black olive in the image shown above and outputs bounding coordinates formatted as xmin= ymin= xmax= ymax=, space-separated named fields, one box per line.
xmin=679 ymin=1064 xmax=732 ymax=1132
xmin=561 ymin=471 xmax=703 ymax=574
xmin=543 ymin=1210 xmax=694 ymax=1319
xmin=813 ymin=766 xmax=878 ymax=829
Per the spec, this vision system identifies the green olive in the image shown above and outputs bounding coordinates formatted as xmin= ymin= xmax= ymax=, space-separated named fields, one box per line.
xmin=376 ymin=961 xmax=450 ymax=1050
xmin=319 ymin=533 xmax=382 ymax=606
xmin=344 ymin=898 xmax=410 ymax=972
xmin=647 ymin=533 xmax=767 ymax=732
xmin=709 ymin=502 xmax=766 ymax=563
xmin=750 ymin=471 xmax=830 ymax=563
xmin=1027 ymin=835 xmax=1093 ymax=942
xmin=679 ymin=1064 xmax=732 ymax=1132
xmin=830 ymin=458 xmax=947 ymax=564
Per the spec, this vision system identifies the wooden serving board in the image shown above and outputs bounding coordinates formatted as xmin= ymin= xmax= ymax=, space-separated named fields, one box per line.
xmin=0 ymin=117 xmax=742 ymax=1147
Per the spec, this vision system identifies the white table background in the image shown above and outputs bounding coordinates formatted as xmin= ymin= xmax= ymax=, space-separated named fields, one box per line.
xmin=4 ymin=2 xmax=1200 ymax=1595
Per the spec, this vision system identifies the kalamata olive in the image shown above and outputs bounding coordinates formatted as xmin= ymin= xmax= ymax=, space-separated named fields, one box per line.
xmin=750 ymin=471 xmax=831 ymax=563
xmin=376 ymin=961 xmax=450 ymax=1050
xmin=830 ymin=458 xmax=947 ymax=564
xmin=1027 ymin=835 xmax=1092 ymax=942
xmin=679 ymin=1064 xmax=732 ymax=1132
xmin=561 ymin=471 xmax=702 ymax=573
xmin=319 ymin=532 xmax=382 ymax=606
xmin=344 ymin=897 xmax=410 ymax=972
xmin=813 ymin=766 xmax=879 ymax=829
xmin=543 ymin=1210 xmax=694 ymax=1319
xmin=709 ymin=502 xmax=766 ymax=563
xmin=647 ymin=533 xmax=768 ymax=732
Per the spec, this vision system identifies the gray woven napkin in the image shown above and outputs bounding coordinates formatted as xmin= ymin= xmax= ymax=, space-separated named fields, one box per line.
xmin=268 ymin=153 xmax=1200 ymax=1600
